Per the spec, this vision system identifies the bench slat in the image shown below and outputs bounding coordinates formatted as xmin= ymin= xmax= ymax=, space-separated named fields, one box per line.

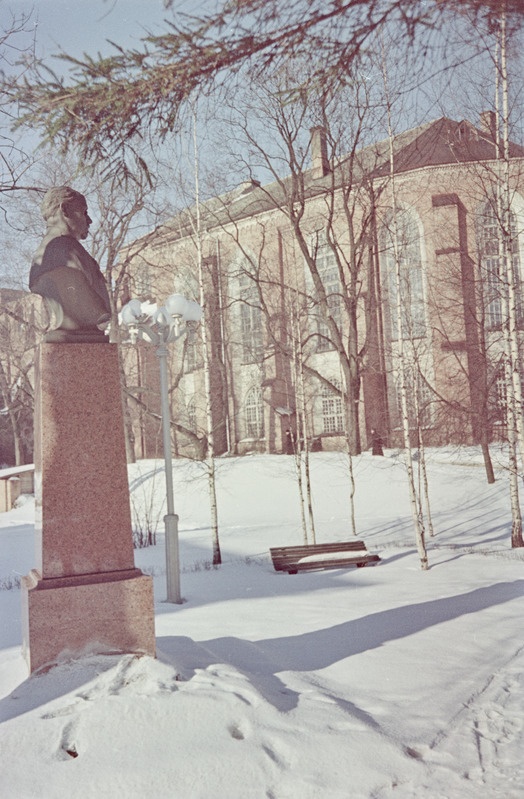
xmin=290 ymin=555 xmax=379 ymax=572
xmin=271 ymin=541 xmax=367 ymax=557
xmin=270 ymin=540 xmax=380 ymax=574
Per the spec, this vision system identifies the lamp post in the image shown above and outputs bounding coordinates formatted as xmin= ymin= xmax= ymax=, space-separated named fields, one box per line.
xmin=120 ymin=293 xmax=202 ymax=603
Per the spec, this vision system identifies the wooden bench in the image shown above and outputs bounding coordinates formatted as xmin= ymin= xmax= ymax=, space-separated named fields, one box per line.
xmin=270 ymin=540 xmax=380 ymax=575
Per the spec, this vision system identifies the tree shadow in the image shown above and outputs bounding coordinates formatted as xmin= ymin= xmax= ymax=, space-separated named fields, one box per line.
xmin=2 ymin=580 xmax=522 ymax=721
xmin=157 ymin=579 xmax=524 ymax=712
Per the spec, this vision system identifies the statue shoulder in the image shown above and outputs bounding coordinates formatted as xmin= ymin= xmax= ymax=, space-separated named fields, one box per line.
xmin=46 ymin=234 xmax=93 ymax=269
xmin=40 ymin=234 xmax=81 ymax=262
xmin=30 ymin=234 xmax=98 ymax=290
xmin=30 ymin=235 xmax=72 ymax=287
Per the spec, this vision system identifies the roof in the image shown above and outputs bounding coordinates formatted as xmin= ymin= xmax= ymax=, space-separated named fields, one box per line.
xmin=369 ymin=116 xmax=524 ymax=178
xmin=142 ymin=116 xmax=524 ymax=248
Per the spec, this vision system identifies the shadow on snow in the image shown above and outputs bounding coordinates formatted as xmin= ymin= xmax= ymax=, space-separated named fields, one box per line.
xmin=157 ymin=579 xmax=524 ymax=712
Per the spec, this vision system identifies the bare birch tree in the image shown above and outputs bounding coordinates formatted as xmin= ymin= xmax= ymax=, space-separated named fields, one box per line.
xmin=289 ymin=293 xmax=317 ymax=545
xmin=382 ymin=49 xmax=429 ymax=570
xmin=0 ymin=291 xmax=43 ymax=465
xmin=192 ymin=112 xmax=222 ymax=565
xmin=217 ymin=60 xmax=386 ymax=456
xmin=493 ymin=10 xmax=524 ymax=547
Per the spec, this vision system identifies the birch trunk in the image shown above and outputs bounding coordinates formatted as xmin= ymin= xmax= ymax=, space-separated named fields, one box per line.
xmin=507 ymin=372 xmax=523 ymax=547
xmin=414 ymin=376 xmax=434 ymax=538
xmin=500 ymin=16 xmax=524 ymax=474
xmin=294 ymin=309 xmax=317 ymax=545
xmin=341 ymin=371 xmax=357 ymax=535
xmin=347 ymin=449 xmax=357 ymax=537
xmin=495 ymin=18 xmax=523 ymax=547
xmin=383 ymin=50 xmax=428 ymax=569
xmin=289 ymin=299 xmax=311 ymax=545
xmin=193 ymin=114 xmax=222 ymax=565
xmin=292 ymin=429 xmax=310 ymax=546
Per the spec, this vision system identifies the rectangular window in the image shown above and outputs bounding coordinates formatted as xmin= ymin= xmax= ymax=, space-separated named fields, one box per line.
xmin=481 ymin=205 xmax=523 ymax=330
xmin=184 ymin=326 xmax=201 ymax=373
xmin=321 ymin=382 xmax=344 ymax=433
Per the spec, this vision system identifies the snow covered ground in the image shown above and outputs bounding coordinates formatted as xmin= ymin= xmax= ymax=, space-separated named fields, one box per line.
xmin=1 ymin=448 xmax=523 ymax=798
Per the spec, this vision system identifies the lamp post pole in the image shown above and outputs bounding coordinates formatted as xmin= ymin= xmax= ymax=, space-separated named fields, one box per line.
xmin=120 ymin=294 xmax=202 ymax=604
xmin=156 ymin=342 xmax=181 ymax=603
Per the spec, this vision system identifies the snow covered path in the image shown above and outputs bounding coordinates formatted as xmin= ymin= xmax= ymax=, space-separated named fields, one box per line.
xmin=1 ymin=451 xmax=523 ymax=797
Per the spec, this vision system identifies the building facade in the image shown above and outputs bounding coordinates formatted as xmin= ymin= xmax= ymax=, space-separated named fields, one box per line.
xmin=121 ymin=114 xmax=524 ymax=459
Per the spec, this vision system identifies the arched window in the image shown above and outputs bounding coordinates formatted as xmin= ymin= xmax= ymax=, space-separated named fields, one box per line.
xmin=245 ymin=386 xmax=264 ymax=438
xmin=381 ymin=208 xmax=426 ymax=340
xmin=321 ymin=380 xmax=344 ymax=433
xmin=310 ymin=230 xmax=342 ymax=352
xmin=478 ymin=201 xmax=522 ymax=329
xmin=238 ymin=265 xmax=264 ymax=364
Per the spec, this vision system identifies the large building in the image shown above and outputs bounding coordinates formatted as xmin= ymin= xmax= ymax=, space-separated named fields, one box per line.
xmin=121 ymin=113 xmax=524 ymax=460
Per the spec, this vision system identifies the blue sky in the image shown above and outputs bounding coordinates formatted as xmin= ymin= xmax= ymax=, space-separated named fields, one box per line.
xmin=6 ymin=0 xmax=205 ymax=62
xmin=1 ymin=0 xmax=522 ymax=287
xmin=6 ymin=0 xmax=521 ymax=136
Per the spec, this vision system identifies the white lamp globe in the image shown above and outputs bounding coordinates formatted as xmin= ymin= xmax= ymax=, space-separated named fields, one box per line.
xmin=165 ymin=294 xmax=189 ymax=317
xmin=121 ymin=300 xmax=141 ymax=325
xmin=128 ymin=298 xmax=143 ymax=315
xmin=184 ymin=300 xmax=203 ymax=322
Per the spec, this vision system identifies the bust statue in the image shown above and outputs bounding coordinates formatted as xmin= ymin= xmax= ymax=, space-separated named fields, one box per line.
xmin=29 ymin=186 xmax=111 ymax=343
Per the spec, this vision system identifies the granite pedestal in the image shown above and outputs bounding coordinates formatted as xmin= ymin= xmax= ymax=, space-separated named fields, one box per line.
xmin=22 ymin=343 xmax=155 ymax=672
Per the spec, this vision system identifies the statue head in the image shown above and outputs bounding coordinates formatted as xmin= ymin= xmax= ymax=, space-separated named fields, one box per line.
xmin=30 ymin=186 xmax=110 ymax=343
xmin=41 ymin=186 xmax=92 ymax=241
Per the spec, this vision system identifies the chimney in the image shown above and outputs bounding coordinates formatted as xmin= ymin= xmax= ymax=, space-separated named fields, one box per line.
xmin=479 ymin=110 xmax=497 ymax=142
xmin=310 ymin=126 xmax=329 ymax=179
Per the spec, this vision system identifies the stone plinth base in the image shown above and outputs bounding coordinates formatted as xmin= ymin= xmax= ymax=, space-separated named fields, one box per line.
xmin=34 ymin=344 xmax=138 ymax=578
xmin=23 ymin=342 xmax=156 ymax=674
xmin=22 ymin=568 xmax=155 ymax=673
